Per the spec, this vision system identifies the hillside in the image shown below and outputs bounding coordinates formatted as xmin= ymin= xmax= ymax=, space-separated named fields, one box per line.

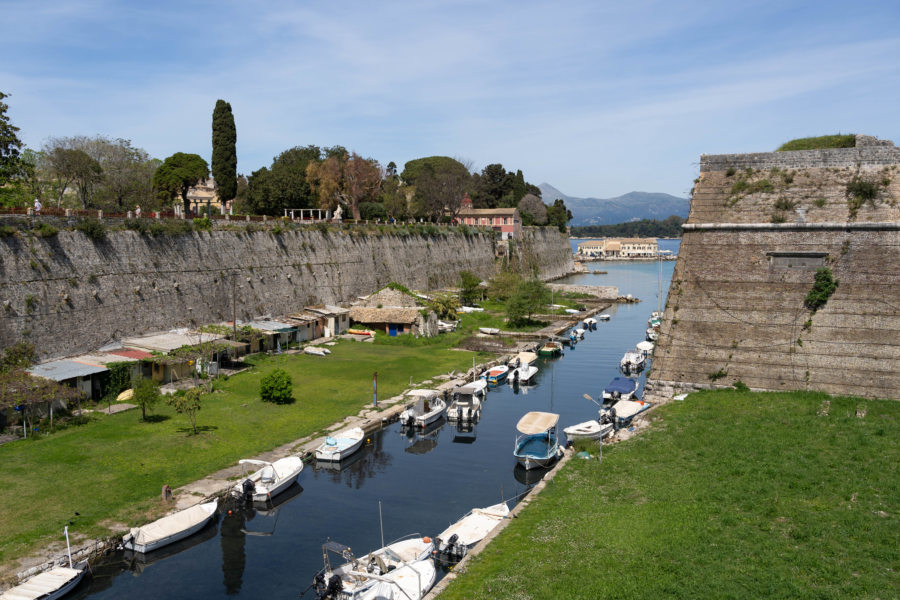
xmin=539 ymin=183 xmax=689 ymax=227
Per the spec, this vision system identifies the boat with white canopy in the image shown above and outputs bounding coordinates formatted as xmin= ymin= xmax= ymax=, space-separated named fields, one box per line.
xmin=315 ymin=427 xmax=366 ymax=462
xmin=513 ymin=411 xmax=562 ymax=470
xmin=123 ymin=500 xmax=218 ymax=554
xmin=447 ymin=384 xmax=482 ymax=423
xmin=231 ymin=456 xmax=304 ymax=503
xmin=399 ymin=389 xmax=446 ymax=428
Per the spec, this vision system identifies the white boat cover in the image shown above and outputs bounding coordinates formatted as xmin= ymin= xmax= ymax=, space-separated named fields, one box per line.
xmin=636 ymin=341 xmax=654 ymax=352
xmin=516 ymin=411 xmax=559 ymax=434
xmin=0 ymin=566 xmax=83 ymax=600
xmin=437 ymin=503 xmax=509 ymax=546
xmin=611 ymin=399 xmax=650 ymax=419
xmin=127 ymin=500 xmax=217 ymax=547
xmin=512 ymin=351 xmax=538 ymax=366
xmin=406 ymin=389 xmax=440 ymax=400
xmin=304 ymin=346 xmax=327 ymax=356
xmin=564 ymin=420 xmax=613 ymax=439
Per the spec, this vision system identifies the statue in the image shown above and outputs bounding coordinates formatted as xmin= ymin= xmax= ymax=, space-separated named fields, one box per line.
xmin=333 ymin=205 xmax=343 ymax=222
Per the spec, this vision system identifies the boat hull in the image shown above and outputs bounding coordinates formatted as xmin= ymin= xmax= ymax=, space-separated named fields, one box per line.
xmin=123 ymin=501 xmax=218 ymax=554
xmin=316 ymin=429 xmax=366 ymax=462
xmin=514 ymin=433 xmax=561 ymax=470
xmin=2 ymin=564 xmax=87 ymax=600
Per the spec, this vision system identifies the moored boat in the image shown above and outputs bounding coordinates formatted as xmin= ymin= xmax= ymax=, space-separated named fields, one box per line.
xmin=574 ymin=327 xmax=585 ymax=338
xmin=510 ymin=363 xmax=538 ymax=385
xmin=597 ymin=314 xmax=611 ymax=321
xmin=315 ymin=427 xmax=366 ymax=462
xmin=619 ymin=348 xmax=645 ymax=373
xmin=232 ymin=456 xmax=305 ymax=503
xmin=447 ymin=384 xmax=482 ymax=423
xmin=481 ymin=365 xmax=509 ymax=385
xmin=513 ymin=411 xmax=562 ymax=470
xmin=1 ymin=527 xmax=87 ymax=600
xmin=603 ymin=399 xmax=653 ymax=426
xmin=602 ymin=376 xmax=638 ymax=402
xmin=123 ymin=500 xmax=218 ymax=554
xmin=399 ymin=389 xmax=446 ymax=428
xmin=537 ymin=341 xmax=562 ymax=357
xmin=563 ymin=419 xmax=614 ymax=441
xmin=478 ymin=327 xmax=500 ymax=335
xmin=434 ymin=502 xmax=509 ymax=562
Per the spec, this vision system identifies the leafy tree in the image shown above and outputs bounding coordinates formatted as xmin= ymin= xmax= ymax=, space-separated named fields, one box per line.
xmin=245 ymin=145 xmax=322 ymax=216
xmin=428 ymin=292 xmax=460 ymax=320
xmin=413 ymin=160 xmax=471 ymax=221
xmin=400 ymin=156 xmax=468 ymax=186
xmin=0 ymin=341 xmax=35 ymax=374
xmin=487 ymin=271 xmax=523 ymax=301
xmin=512 ymin=169 xmax=526 ymax=203
xmin=132 ymin=377 xmax=161 ymax=421
xmin=260 ymin=368 xmax=293 ymax=404
xmin=0 ymin=369 xmax=86 ymax=433
xmin=546 ymin=198 xmax=573 ymax=232
xmin=458 ymin=270 xmax=482 ymax=305
xmin=571 ymin=215 xmax=685 ymax=238
xmin=506 ymin=278 xmax=551 ymax=326
xmin=153 ymin=152 xmax=209 ymax=214
xmin=168 ymin=387 xmax=203 ymax=434
xmin=359 ymin=201 xmax=387 ymax=221
xmin=211 ymin=99 xmax=237 ymax=206
xmin=518 ymin=193 xmax=547 ymax=225
xmin=45 ymin=147 xmax=103 ymax=208
xmin=379 ymin=174 xmax=408 ymax=220
xmin=470 ymin=163 xmax=513 ymax=208
xmin=0 ymin=91 xmax=23 ymax=186
xmin=307 ymin=151 xmax=381 ymax=220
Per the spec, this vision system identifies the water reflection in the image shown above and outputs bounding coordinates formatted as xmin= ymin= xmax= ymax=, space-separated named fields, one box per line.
xmin=513 ymin=464 xmax=552 ymax=486
xmin=403 ymin=418 xmax=446 ymax=455
xmin=220 ymin=508 xmax=246 ymax=595
xmin=311 ymin=434 xmax=393 ymax=490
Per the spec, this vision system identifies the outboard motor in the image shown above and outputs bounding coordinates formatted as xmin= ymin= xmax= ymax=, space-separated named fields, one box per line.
xmin=435 ymin=534 xmax=468 ymax=562
xmin=610 ymin=407 xmax=619 ymax=431
xmin=324 ymin=574 xmax=343 ymax=599
xmin=241 ymin=478 xmax=255 ymax=502
xmin=513 ymin=369 xmax=520 ymax=385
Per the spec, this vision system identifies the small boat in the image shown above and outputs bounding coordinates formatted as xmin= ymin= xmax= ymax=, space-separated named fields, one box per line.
xmin=603 ymin=399 xmax=653 ymax=426
xmin=399 ymin=389 xmax=446 ymax=428
xmin=537 ymin=341 xmax=562 ymax=357
xmin=597 ymin=314 xmax=611 ymax=321
xmin=437 ymin=320 xmax=457 ymax=333
xmin=459 ymin=306 xmax=484 ymax=313
xmin=649 ymin=311 xmax=663 ymax=320
xmin=646 ymin=328 xmax=659 ymax=342
xmin=569 ymin=331 xmax=577 ymax=344
xmin=507 ymin=351 xmax=538 ymax=369
xmin=574 ymin=328 xmax=585 ymax=338
xmin=447 ymin=384 xmax=482 ymax=423
xmin=481 ymin=365 xmax=509 ymax=385
xmin=513 ymin=411 xmax=562 ymax=470
xmin=583 ymin=317 xmax=597 ymax=327
xmin=123 ymin=500 xmax=218 ymax=553
xmin=563 ymin=419 xmax=614 ymax=441
xmin=315 ymin=427 xmax=366 ymax=462
xmin=602 ymin=377 xmax=638 ymax=402
xmin=564 ymin=308 xmax=580 ymax=314
xmin=478 ymin=327 xmax=500 ymax=335
xmin=312 ymin=536 xmax=436 ymax=600
xmin=648 ymin=317 xmax=661 ymax=329
xmin=2 ymin=527 xmax=86 ymax=600
xmin=348 ymin=329 xmax=375 ymax=337
xmin=510 ymin=363 xmax=538 ymax=384
xmin=304 ymin=346 xmax=329 ymax=356
xmin=434 ymin=502 xmax=509 ymax=562
xmin=232 ymin=456 xmax=304 ymax=503
xmin=620 ymin=349 xmax=645 ymax=373
xmin=636 ymin=340 xmax=654 ymax=356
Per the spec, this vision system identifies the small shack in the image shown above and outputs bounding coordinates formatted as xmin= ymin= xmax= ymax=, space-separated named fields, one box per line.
xmin=26 ymin=359 xmax=108 ymax=401
xmin=245 ymin=320 xmax=298 ymax=349
xmin=304 ymin=305 xmax=351 ymax=337
xmin=349 ymin=287 xmax=438 ymax=337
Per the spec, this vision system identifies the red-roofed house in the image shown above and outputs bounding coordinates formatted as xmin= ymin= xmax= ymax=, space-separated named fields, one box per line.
xmin=454 ymin=194 xmax=521 ymax=240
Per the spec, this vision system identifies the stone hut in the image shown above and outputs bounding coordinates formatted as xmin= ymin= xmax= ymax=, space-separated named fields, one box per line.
xmin=349 ymin=287 xmax=438 ymax=337
xmin=650 ymin=134 xmax=900 ymax=400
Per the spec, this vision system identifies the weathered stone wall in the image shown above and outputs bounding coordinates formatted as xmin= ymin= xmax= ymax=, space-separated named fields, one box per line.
xmin=0 ymin=226 xmax=572 ymax=360
xmin=651 ymin=138 xmax=900 ymax=400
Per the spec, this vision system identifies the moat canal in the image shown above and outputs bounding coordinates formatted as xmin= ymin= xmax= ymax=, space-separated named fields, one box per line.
xmin=73 ymin=241 xmax=678 ymax=599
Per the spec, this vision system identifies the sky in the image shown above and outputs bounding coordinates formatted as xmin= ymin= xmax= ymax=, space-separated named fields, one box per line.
xmin=2 ymin=0 xmax=899 ymax=199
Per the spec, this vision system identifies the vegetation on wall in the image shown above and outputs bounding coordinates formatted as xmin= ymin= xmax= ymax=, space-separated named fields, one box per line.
xmin=804 ymin=267 xmax=838 ymax=312
xmin=776 ymin=134 xmax=856 ymax=152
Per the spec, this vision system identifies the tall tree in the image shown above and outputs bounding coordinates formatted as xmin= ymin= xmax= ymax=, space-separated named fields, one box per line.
xmin=512 ymin=169 xmax=526 ymax=203
xmin=546 ymin=198 xmax=573 ymax=232
xmin=518 ymin=193 xmax=547 ymax=225
xmin=413 ymin=161 xmax=471 ymax=221
xmin=45 ymin=147 xmax=102 ymax=208
xmin=0 ymin=91 xmax=23 ymax=186
xmin=245 ymin=145 xmax=321 ymax=216
xmin=307 ymin=151 xmax=381 ymax=220
xmin=153 ymin=152 xmax=209 ymax=214
xmin=211 ymin=99 xmax=237 ymax=208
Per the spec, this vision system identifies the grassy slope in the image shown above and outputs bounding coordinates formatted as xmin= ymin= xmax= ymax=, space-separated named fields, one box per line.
xmin=0 ymin=342 xmax=482 ymax=563
xmin=776 ymin=134 xmax=856 ymax=151
xmin=441 ymin=390 xmax=898 ymax=599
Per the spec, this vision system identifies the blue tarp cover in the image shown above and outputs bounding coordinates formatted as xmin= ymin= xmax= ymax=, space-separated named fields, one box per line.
xmin=604 ymin=377 xmax=637 ymax=395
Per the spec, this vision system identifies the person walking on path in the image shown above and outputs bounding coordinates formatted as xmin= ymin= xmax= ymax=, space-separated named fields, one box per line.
xmin=33 ymin=198 xmax=42 ymax=214
xmin=135 ymin=205 xmax=141 ymax=218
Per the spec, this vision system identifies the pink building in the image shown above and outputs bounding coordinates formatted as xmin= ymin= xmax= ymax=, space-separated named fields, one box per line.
xmin=455 ymin=194 xmax=521 ymax=240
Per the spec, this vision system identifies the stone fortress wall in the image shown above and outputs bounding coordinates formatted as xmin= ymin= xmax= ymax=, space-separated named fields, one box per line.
xmin=649 ymin=135 xmax=900 ymax=399
xmin=0 ymin=226 xmax=573 ymax=360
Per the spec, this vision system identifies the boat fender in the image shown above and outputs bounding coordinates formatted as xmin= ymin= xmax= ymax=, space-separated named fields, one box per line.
xmin=423 ymin=536 xmax=432 ymax=544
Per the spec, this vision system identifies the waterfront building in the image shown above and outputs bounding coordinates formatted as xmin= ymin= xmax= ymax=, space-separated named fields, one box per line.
xmin=455 ymin=194 xmax=521 ymax=240
xmin=577 ymin=237 xmax=659 ymax=258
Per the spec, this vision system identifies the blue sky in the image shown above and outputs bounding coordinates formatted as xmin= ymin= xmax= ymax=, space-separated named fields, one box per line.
xmin=2 ymin=0 xmax=899 ymax=199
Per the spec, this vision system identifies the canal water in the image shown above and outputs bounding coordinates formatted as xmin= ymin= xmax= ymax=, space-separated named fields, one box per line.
xmin=73 ymin=241 xmax=679 ymax=599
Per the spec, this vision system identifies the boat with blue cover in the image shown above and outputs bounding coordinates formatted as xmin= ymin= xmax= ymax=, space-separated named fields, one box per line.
xmin=602 ymin=377 xmax=638 ymax=402
xmin=315 ymin=427 xmax=366 ymax=462
xmin=513 ymin=411 xmax=562 ymax=470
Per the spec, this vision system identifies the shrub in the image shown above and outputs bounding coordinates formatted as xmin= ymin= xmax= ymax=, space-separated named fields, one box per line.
xmin=33 ymin=223 xmax=58 ymax=237
xmin=777 ymin=134 xmax=856 ymax=152
xmin=773 ymin=198 xmax=797 ymax=211
xmin=193 ymin=216 xmax=212 ymax=231
xmin=725 ymin=167 xmax=736 ymax=177
xmin=0 ymin=225 xmax=16 ymax=237
xmin=260 ymin=368 xmax=293 ymax=404
xmin=845 ymin=176 xmax=882 ymax=218
xmin=76 ymin=219 xmax=106 ymax=240
xmin=804 ymin=267 xmax=838 ymax=312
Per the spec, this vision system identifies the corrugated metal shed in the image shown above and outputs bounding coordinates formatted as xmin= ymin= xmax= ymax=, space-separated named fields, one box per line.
xmin=27 ymin=359 xmax=108 ymax=382
xmin=122 ymin=331 xmax=225 ymax=353
xmin=245 ymin=320 xmax=296 ymax=332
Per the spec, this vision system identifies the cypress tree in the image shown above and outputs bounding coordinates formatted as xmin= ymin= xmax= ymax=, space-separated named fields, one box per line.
xmin=211 ymin=99 xmax=237 ymax=205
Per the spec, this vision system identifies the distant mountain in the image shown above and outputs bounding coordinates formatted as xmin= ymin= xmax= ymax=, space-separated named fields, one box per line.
xmin=538 ymin=183 xmax=689 ymax=227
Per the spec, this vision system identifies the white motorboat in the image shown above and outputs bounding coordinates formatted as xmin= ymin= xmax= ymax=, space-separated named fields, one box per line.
xmin=636 ymin=340 xmax=654 ymax=356
xmin=509 ymin=363 xmax=538 ymax=384
xmin=399 ymin=389 xmax=446 ymax=428
xmin=564 ymin=308 xmax=580 ymax=314
xmin=448 ymin=384 xmax=482 ymax=423
xmin=232 ymin=456 xmax=304 ymax=503
xmin=602 ymin=377 xmax=638 ymax=402
xmin=574 ymin=328 xmax=586 ymax=338
xmin=434 ymin=502 xmax=509 ymax=562
xmin=315 ymin=427 xmax=366 ymax=462
xmin=646 ymin=328 xmax=659 ymax=341
xmin=619 ymin=349 xmax=645 ymax=373
xmin=2 ymin=527 xmax=86 ymax=600
xmin=478 ymin=327 xmax=500 ymax=335
xmin=123 ymin=500 xmax=218 ymax=554
xmin=312 ymin=536 xmax=436 ymax=600
xmin=597 ymin=314 xmax=611 ymax=321
xmin=507 ymin=351 xmax=538 ymax=369
xmin=563 ymin=419 xmax=614 ymax=441
xmin=467 ymin=377 xmax=487 ymax=396
xmin=602 ymin=399 xmax=653 ymax=425
xmin=513 ymin=411 xmax=562 ymax=470
xmin=583 ymin=317 xmax=597 ymax=327
xmin=437 ymin=320 xmax=457 ymax=333
xmin=459 ymin=306 xmax=484 ymax=313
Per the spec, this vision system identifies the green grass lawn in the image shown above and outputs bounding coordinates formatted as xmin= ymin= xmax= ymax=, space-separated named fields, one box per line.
xmin=0 ymin=341 xmax=482 ymax=564
xmin=441 ymin=390 xmax=899 ymax=599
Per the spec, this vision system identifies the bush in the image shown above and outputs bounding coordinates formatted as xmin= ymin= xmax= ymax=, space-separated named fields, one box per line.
xmin=193 ymin=216 xmax=212 ymax=231
xmin=804 ymin=267 xmax=838 ymax=312
xmin=0 ymin=225 xmax=16 ymax=238
xmin=132 ymin=377 xmax=161 ymax=421
xmin=33 ymin=223 xmax=58 ymax=237
xmin=76 ymin=219 xmax=106 ymax=240
xmin=261 ymin=368 xmax=293 ymax=404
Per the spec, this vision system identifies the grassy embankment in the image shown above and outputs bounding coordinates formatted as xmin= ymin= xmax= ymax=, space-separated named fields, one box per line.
xmin=0 ymin=341 xmax=486 ymax=566
xmin=441 ymin=390 xmax=898 ymax=599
